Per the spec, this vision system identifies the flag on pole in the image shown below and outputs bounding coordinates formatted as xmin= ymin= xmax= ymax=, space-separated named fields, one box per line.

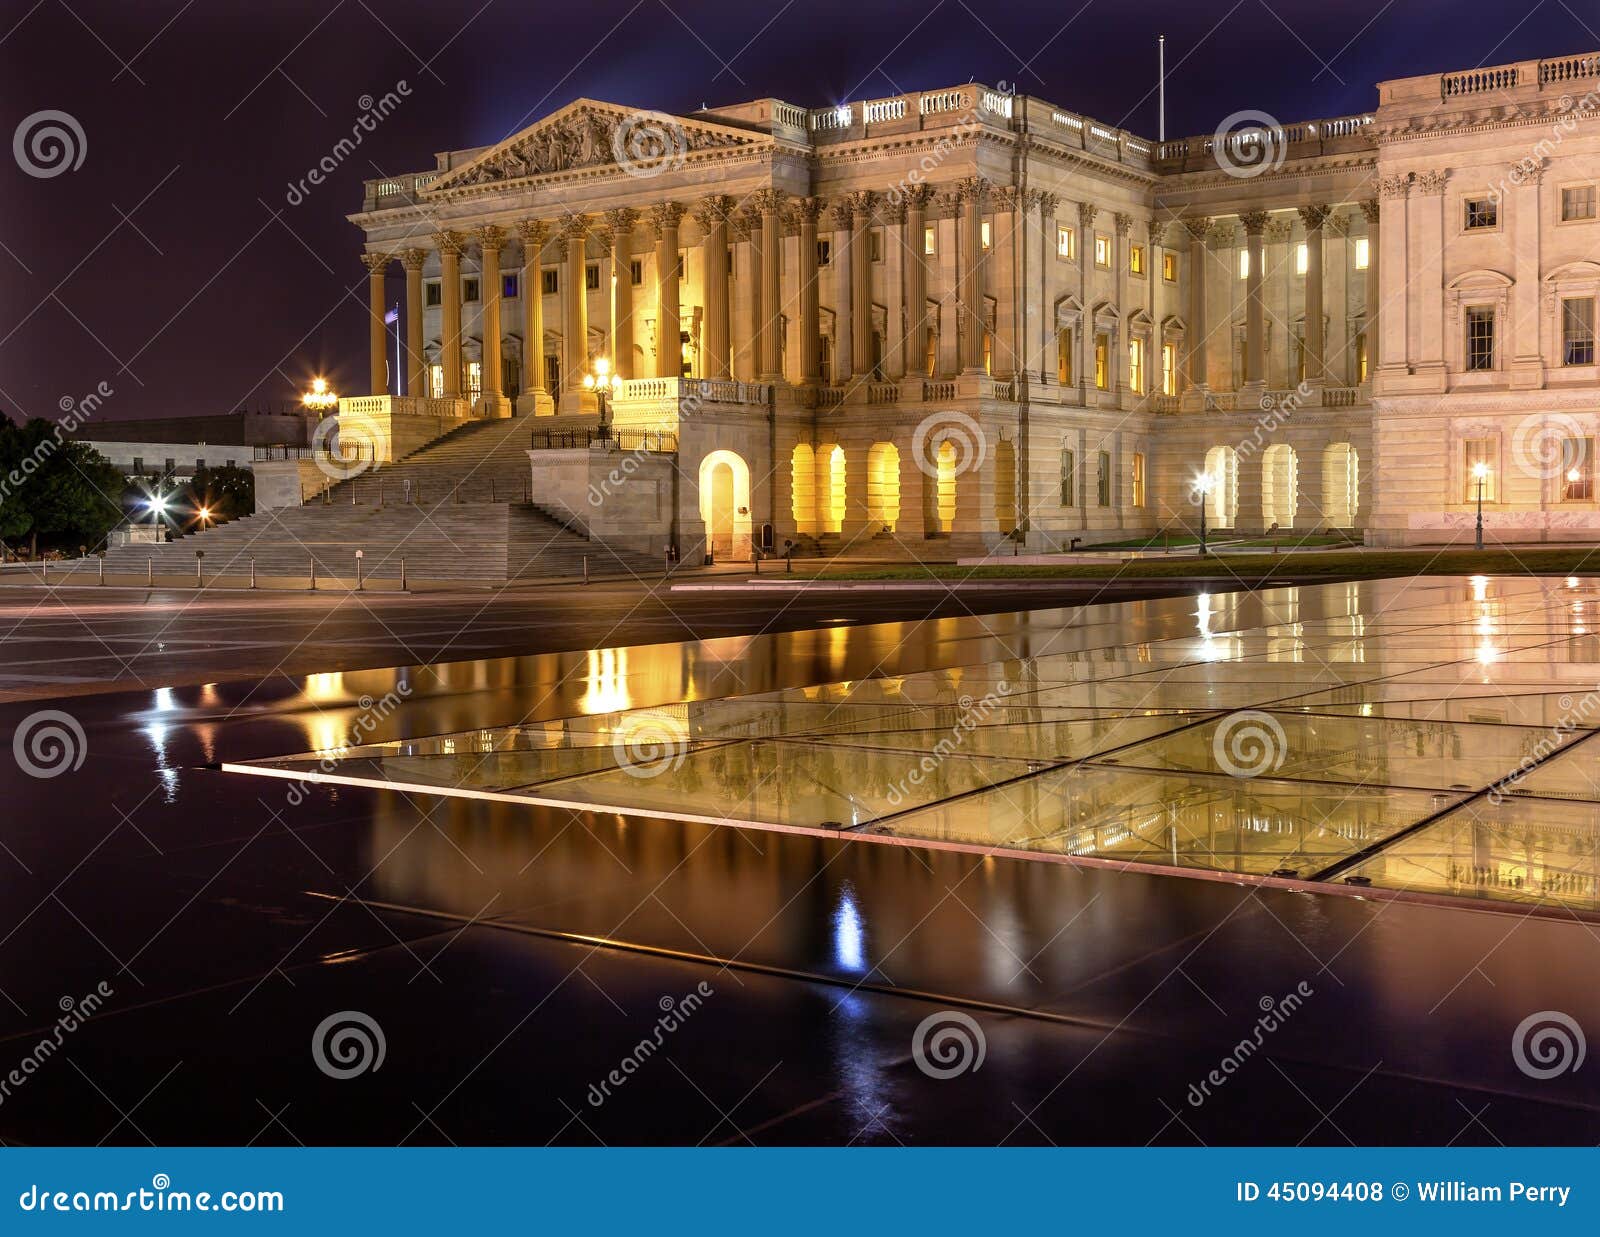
xmin=384 ymin=303 xmax=399 ymax=325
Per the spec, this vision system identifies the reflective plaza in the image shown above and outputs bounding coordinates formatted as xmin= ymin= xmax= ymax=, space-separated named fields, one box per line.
xmin=230 ymin=576 xmax=1600 ymax=914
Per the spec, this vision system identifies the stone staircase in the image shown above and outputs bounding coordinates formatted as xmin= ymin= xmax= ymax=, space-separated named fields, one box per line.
xmin=56 ymin=417 xmax=664 ymax=585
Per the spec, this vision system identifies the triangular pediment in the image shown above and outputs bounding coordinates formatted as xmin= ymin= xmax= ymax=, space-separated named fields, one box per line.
xmin=427 ymin=101 xmax=765 ymax=194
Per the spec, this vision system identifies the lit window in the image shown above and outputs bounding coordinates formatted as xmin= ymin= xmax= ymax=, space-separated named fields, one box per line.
xmin=1128 ymin=338 xmax=1145 ymax=394
xmin=1161 ymin=342 xmax=1177 ymax=395
xmin=466 ymin=360 xmax=482 ymax=401
xmin=428 ymin=364 xmax=443 ymax=398
xmin=1563 ymin=437 xmax=1594 ymax=501
xmin=1354 ymin=238 xmax=1370 ymax=270
xmin=462 ymin=277 xmax=479 ymax=303
xmin=424 ymin=279 xmax=441 ymax=308
xmin=1094 ymin=334 xmax=1109 ymax=389
xmin=981 ymin=220 xmax=991 ymax=250
xmin=1129 ymin=244 xmax=1145 ymax=275
xmin=923 ymin=225 xmax=936 ymax=255
xmin=1132 ymin=452 xmax=1146 ymax=508
xmin=1356 ymin=333 xmax=1369 ymax=382
xmin=982 ymin=331 xmax=993 ymax=375
xmin=1060 ymin=446 xmax=1076 ymax=506
xmin=1162 ymin=251 xmax=1177 ymax=281
xmin=1295 ymin=243 xmax=1308 ymax=275
xmin=1563 ymin=296 xmax=1596 ymax=365
xmin=1094 ymin=234 xmax=1110 ymax=267
xmin=1466 ymin=306 xmax=1495 ymax=371
xmin=1057 ymin=328 xmax=1073 ymax=384
xmin=1563 ymin=185 xmax=1596 ymax=221
xmin=1057 ymin=226 xmax=1075 ymax=259
xmin=1464 ymin=197 xmax=1497 ymax=230
xmin=1463 ymin=439 xmax=1496 ymax=501
xmin=1238 ymin=250 xmax=1250 ymax=279
xmin=924 ymin=328 xmax=937 ymax=376
xmin=1096 ymin=451 xmax=1111 ymax=506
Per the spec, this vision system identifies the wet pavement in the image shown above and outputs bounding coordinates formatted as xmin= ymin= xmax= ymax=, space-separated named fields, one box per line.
xmin=0 ymin=577 xmax=1597 ymax=1145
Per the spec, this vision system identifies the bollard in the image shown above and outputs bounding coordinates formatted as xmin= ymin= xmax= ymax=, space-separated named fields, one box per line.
xmin=399 ymin=557 xmax=407 ymax=591
xmin=250 ymin=558 xmax=257 ymax=589
xmin=41 ymin=560 xmax=47 ymax=585
xmin=663 ymin=546 xmax=671 ymax=579
xmin=754 ymin=549 xmax=761 ymax=575
xmin=355 ymin=551 xmax=364 ymax=591
xmin=309 ymin=558 xmax=317 ymax=591
xmin=98 ymin=556 xmax=104 ymax=586
xmin=351 ymin=484 xmax=357 ymax=505
xmin=583 ymin=556 xmax=589 ymax=585
xmin=195 ymin=557 xmax=202 ymax=587
xmin=147 ymin=558 xmax=154 ymax=585
xmin=490 ymin=478 xmax=496 ymax=503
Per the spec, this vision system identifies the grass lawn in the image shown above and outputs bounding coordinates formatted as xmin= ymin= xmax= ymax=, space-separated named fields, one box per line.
xmin=812 ymin=545 xmax=1600 ymax=583
xmin=1089 ymin=531 xmax=1356 ymax=551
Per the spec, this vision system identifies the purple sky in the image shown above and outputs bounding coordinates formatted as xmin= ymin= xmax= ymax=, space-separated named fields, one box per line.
xmin=3 ymin=0 xmax=1593 ymax=424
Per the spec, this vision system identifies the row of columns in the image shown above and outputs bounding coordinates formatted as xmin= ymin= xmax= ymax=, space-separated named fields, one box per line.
xmin=1179 ymin=201 xmax=1379 ymax=394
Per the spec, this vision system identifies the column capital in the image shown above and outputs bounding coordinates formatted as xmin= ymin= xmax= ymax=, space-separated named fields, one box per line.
xmin=515 ymin=218 xmax=551 ymax=248
xmin=433 ymin=230 xmax=466 ymax=257
xmin=600 ymin=206 xmax=640 ymax=247
xmin=749 ymin=187 xmax=787 ymax=216
xmin=1416 ymin=168 xmax=1449 ymax=196
xmin=558 ymin=211 xmax=591 ymax=241
xmin=1037 ymin=191 xmax=1060 ymax=218
xmin=881 ymin=198 xmax=907 ymax=224
xmin=903 ymin=184 xmax=936 ymax=211
xmin=1147 ymin=218 xmax=1166 ymax=246
xmin=400 ymin=247 xmax=427 ymax=272
xmin=472 ymin=223 xmax=506 ymax=251
xmin=954 ymin=175 xmax=989 ymax=205
xmin=829 ymin=200 xmax=854 ymax=230
xmin=360 ymin=251 xmax=391 ymax=275
xmin=1265 ymin=217 xmax=1292 ymax=244
xmin=1239 ymin=210 xmax=1270 ymax=236
xmin=845 ymin=188 xmax=876 ymax=218
xmin=794 ymin=195 xmax=828 ymax=224
xmin=1113 ymin=211 xmax=1134 ymax=236
xmin=692 ymin=194 xmax=736 ymax=232
xmin=729 ymin=208 xmax=756 ymax=242
xmin=647 ymin=200 xmax=687 ymax=236
xmin=1296 ymin=204 xmax=1331 ymax=232
xmin=1077 ymin=200 xmax=1098 ymax=228
xmin=1180 ymin=213 xmax=1210 ymax=241
xmin=1379 ymin=174 xmax=1411 ymax=200
xmin=1360 ymin=198 xmax=1381 ymax=223
xmin=1327 ymin=212 xmax=1350 ymax=237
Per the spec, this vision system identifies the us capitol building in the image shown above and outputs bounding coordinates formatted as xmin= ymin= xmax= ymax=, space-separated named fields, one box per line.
xmin=337 ymin=47 xmax=1600 ymax=559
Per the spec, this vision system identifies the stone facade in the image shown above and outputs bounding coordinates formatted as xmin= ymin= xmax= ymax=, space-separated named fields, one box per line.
xmin=346 ymin=49 xmax=1600 ymax=555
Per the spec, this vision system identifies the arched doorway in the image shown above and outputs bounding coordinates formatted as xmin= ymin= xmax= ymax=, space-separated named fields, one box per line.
xmin=866 ymin=443 xmax=900 ymax=532
xmin=698 ymin=449 xmax=752 ymax=559
xmin=1261 ymin=444 xmax=1298 ymax=530
xmin=1203 ymin=446 xmax=1239 ymax=527
xmin=820 ymin=445 xmax=845 ymax=534
xmin=935 ymin=440 xmax=958 ymax=533
xmin=791 ymin=443 xmax=816 ymax=534
xmin=1323 ymin=443 xmax=1358 ymax=527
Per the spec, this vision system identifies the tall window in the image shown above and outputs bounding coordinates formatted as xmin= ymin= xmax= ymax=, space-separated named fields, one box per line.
xmin=980 ymin=220 xmax=991 ymax=250
xmin=1161 ymin=342 xmax=1176 ymax=395
xmin=1129 ymin=244 xmax=1145 ymax=275
xmin=1356 ymin=333 xmax=1369 ymax=382
xmin=1094 ymin=334 xmax=1109 ymax=390
xmin=1464 ymin=197 xmax=1497 ymax=230
xmin=1562 ymin=185 xmax=1596 ymax=221
xmin=586 ymin=263 xmax=601 ymax=290
xmin=924 ymin=329 xmax=937 ymax=377
xmin=1057 ymin=226 xmax=1075 ymax=259
xmin=1094 ymin=234 xmax=1110 ymax=267
xmin=544 ymin=355 xmax=561 ymax=391
xmin=982 ymin=331 xmax=993 ymax=375
xmin=869 ymin=229 xmax=884 ymax=261
xmin=1162 ymin=251 xmax=1178 ymax=282
xmin=1563 ymin=297 xmax=1596 ymax=365
xmin=1238 ymin=249 xmax=1250 ymax=279
xmin=1127 ymin=338 xmax=1145 ymax=394
xmin=923 ymin=225 xmax=936 ymax=255
xmin=1131 ymin=452 xmax=1147 ymax=508
xmin=502 ymin=273 xmax=519 ymax=299
xmin=424 ymin=279 xmax=441 ymax=307
xmin=1096 ymin=451 xmax=1112 ymax=506
xmin=1354 ymin=238 xmax=1370 ymax=270
xmin=465 ymin=360 xmax=482 ymax=401
xmin=1466 ymin=307 xmax=1495 ymax=371
xmin=462 ymin=277 xmax=480 ymax=303
xmin=816 ymin=239 xmax=831 ymax=267
xmin=1057 ymin=328 xmax=1074 ymax=384
xmin=542 ymin=269 xmax=558 ymax=295
xmin=630 ymin=259 xmax=644 ymax=285
xmin=1060 ymin=446 xmax=1077 ymax=506
xmin=428 ymin=363 xmax=443 ymax=398
xmin=1463 ymin=439 xmax=1496 ymax=502
xmin=1295 ymin=243 xmax=1308 ymax=275
xmin=1563 ymin=437 xmax=1595 ymax=501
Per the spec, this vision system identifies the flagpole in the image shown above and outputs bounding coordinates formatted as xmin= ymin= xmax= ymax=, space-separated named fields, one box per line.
xmin=391 ymin=303 xmax=401 ymax=396
xmin=1159 ymin=34 xmax=1166 ymax=143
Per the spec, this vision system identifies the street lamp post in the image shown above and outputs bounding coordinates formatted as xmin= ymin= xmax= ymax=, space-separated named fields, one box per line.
xmin=1473 ymin=461 xmax=1488 ymax=551
xmin=582 ymin=357 xmax=621 ymax=433
xmin=1194 ymin=472 xmax=1214 ymax=557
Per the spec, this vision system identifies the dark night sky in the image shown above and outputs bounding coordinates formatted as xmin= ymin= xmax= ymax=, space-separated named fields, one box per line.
xmin=3 ymin=0 xmax=1596 ymax=425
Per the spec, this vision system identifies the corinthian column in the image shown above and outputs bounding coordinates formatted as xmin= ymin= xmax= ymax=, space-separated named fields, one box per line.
xmin=903 ymin=185 xmax=934 ymax=378
xmin=474 ymin=225 xmax=509 ymax=415
xmin=1181 ymin=217 xmax=1210 ymax=396
xmin=751 ymin=188 xmax=786 ymax=381
xmin=601 ymin=208 xmax=639 ymax=380
xmin=830 ymin=200 xmax=854 ymax=381
xmin=883 ymin=197 xmax=907 ymax=379
xmin=694 ymin=196 xmax=734 ymax=379
xmin=1360 ymin=199 xmax=1380 ymax=377
xmin=559 ymin=214 xmax=591 ymax=409
xmin=361 ymin=252 xmax=390 ymax=396
xmin=957 ymin=177 xmax=989 ymax=373
xmin=848 ymin=190 xmax=875 ymax=375
xmin=401 ymin=248 xmax=426 ymax=397
xmin=1298 ymin=205 xmax=1329 ymax=386
xmin=516 ymin=219 xmax=552 ymax=414
xmin=795 ymin=197 xmax=824 ymax=384
xmin=1240 ymin=211 xmax=1269 ymax=392
xmin=435 ymin=231 xmax=465 ymax=399
xmin=650 ymin=201 xmax=686 ymax=379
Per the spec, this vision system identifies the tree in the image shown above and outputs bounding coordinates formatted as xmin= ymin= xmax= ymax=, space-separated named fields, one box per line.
xmin=0 ymin=417 xmax=127 ymax=558
xmin=184 ymin=465 xmax=255 ymax=521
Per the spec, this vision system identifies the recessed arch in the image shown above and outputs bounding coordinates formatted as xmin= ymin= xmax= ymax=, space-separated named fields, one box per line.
xmin=1261 ymin=444 xmax=1298 ymax=530
xmin=698 ymin=449 xmax=752 ymax=560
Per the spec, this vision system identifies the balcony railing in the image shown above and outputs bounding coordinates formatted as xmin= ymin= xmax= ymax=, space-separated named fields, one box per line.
xmin=530 ymin=427 xmax=678 ymax=453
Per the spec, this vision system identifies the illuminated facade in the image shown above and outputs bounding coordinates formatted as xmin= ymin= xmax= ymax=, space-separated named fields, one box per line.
xmin=347 ymin=48 xmax=1600 ymax=556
